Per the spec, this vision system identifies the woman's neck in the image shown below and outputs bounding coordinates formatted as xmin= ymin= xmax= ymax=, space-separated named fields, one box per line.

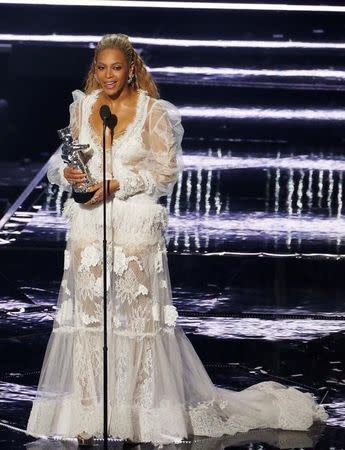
xmin=100 ymin=86 xmax=136 ymax=108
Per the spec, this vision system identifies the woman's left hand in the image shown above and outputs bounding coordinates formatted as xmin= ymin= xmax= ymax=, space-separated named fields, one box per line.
xmin=84 ymin=180 xmax=119 ymax=206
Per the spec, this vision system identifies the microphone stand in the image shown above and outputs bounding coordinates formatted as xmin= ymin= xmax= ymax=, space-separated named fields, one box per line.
xmin=102 ymin=120 xmax=109 ymax=450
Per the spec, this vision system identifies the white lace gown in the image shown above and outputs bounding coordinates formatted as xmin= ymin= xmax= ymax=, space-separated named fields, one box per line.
xmin=26 ymin=88 xmax=328 ymax=445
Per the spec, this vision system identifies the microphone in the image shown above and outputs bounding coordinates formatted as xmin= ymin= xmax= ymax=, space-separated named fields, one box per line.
xmin=99 ymin=105 xmax=111 ymax=123
xmin=99 ymin=105 xmax=118 ymax=130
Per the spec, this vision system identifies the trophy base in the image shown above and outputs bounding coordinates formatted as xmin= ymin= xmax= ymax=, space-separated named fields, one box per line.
xmin=72 ymin=190 xmax=95 ymax=204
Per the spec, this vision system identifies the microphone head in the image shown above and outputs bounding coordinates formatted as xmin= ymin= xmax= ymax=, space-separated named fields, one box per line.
xmin=99 ymin=105 xmax=111 ymax=121
xmin=107 ymin=114 xmax=118 ymax=130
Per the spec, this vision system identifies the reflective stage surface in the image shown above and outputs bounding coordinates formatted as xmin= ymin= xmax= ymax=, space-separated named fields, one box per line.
xmin=5 ymin=147 xmax=345 ymax=256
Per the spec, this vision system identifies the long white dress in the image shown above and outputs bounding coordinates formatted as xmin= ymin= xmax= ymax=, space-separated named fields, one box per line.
xmin=26 ymin=88 xmax=328 ymax=445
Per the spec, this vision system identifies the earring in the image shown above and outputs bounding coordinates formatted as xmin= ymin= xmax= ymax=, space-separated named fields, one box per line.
xmin=127 ymin=73 xmax=134 ymax=85
xmin=94 ymin=74 xmax=100 ymax=84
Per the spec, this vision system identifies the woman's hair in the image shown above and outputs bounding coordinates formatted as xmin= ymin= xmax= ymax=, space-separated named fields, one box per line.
xmin=84 ymin=33 xmax=159 ymax=99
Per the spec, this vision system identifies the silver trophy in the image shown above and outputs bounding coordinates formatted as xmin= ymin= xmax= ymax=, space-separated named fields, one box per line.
xmin=57 ymin=126 xmax=96 ymax=203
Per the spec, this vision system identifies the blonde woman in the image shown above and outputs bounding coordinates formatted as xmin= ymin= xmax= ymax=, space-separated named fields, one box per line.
xmin=26 ymin=33 xmax=327 ymax=446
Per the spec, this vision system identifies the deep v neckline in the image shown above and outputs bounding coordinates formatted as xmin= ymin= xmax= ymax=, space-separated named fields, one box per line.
xmin=87 ymin=88 xmax=144 ymax=151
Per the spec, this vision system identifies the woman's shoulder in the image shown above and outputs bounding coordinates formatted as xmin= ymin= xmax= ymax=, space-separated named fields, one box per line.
xmin=144 ymin=92 xmax=181 ymax=122
xmin=144 ymin=92 xmax=176 ymax=108
xmin=71 ymin=89 xmax=86 ymax=103
xmin=70 ymin=88 xmax=99 ymax=105
xmin=142 ymin=92 xmax=183 ymax=138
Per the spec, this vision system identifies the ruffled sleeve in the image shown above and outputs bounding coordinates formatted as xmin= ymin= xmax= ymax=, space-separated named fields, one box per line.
xmin=46 ymin=90 xmax=85 ymax=191
xmin=114 ymin=98 xmax=184 ymax=200
xmin=69 ymin=89 xmax=85 ymax=140
xmin=46 ymin=144 xmax=72 ymax=192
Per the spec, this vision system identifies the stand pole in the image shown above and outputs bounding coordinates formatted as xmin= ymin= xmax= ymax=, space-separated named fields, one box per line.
xmin=102 ymin=122 xmax=108 ymax=449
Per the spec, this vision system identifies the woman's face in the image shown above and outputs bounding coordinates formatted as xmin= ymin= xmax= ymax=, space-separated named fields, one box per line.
xmin=94 ymin=48 xmax=133 ymax=95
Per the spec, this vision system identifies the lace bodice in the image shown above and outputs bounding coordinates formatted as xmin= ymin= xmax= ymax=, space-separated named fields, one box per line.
xmin=47 ymin=88 xmax=184 ymax=202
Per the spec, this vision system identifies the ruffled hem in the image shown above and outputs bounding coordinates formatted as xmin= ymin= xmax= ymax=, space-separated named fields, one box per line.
xmin=26 ymin=328 xmax=328 ymax=446
xmin=26 ymin=392 xmax=327 ymax=447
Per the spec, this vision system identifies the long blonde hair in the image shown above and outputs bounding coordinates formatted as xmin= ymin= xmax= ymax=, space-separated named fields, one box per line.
xmin=84 ymin=33 xmax=160 ymax=99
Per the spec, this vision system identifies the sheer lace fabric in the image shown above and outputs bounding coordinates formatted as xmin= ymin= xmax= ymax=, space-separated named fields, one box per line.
xmin=26 ymin=88 xmax=327 ymax=445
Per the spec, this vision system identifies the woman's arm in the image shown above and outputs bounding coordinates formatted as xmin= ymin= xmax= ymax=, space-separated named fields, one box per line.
xmin=83 ymin=179 xmax=119 ymax=206
xmin=114 ymin=99 xmax=184 ymax=200
xmin=47 ymin=90 xmax=86 ymax=191
xmin=47 ymin=144 xmax=72 ymax=191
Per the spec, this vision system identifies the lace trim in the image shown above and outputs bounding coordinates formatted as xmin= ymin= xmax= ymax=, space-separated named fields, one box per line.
xmin=85 ymin=88 xmax=148 ymax=153
xmin=188 ymin=399 xmax=249 ymax=437
xmin=164 ymin=305 xmax=179 ymax=326
xmin=113 ymin=167 xmax=158 ymax=201
xmin=114 ymin=172 xmax=146 ymax=200
xmin=28 ymin=391 xmax=327 ymax=445
xmin=138 ymin=169 xmax=156 ymax=196
xmin=27 ymin=397 xmax=186 ymax=446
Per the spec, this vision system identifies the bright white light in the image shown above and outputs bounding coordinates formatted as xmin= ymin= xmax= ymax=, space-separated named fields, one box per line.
xmin=1 ymin=1 xmax=345 ymax=12
xmin=326 ymin=402 xmax=345 ymax=427
xmin=179 ymin=106 xmax=345 ymax=121
xmin=150 ymin=66 xmax=345 ymax=79
xmin=183 ymin=155 xmax=345 ymax=171
xmin=169 ymin=213 xmax=345 ymax=236
xmin=178 ymin=316 xmax=345 ymax=342
xmin=2 ymin=33 xmax=345 ymax=50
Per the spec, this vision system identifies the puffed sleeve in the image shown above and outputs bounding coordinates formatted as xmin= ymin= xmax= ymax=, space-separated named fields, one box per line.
xmin=46 ymin=90 xmax=85 ymax=191
xmin=69 ymin=89 xmax=84 ymax=140
xmin=114 ymin=98 xmax=184 ymax=200
xmin=46 ymin=144 xmax=71 ymax=192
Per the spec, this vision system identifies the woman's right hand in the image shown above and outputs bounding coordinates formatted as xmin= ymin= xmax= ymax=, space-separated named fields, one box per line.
xmin=63 ymin=166 xmax=87 ymax=188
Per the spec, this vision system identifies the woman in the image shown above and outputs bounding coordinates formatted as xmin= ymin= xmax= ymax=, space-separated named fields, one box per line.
xmin=26 ymin=33 xmax=327 ymax=446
